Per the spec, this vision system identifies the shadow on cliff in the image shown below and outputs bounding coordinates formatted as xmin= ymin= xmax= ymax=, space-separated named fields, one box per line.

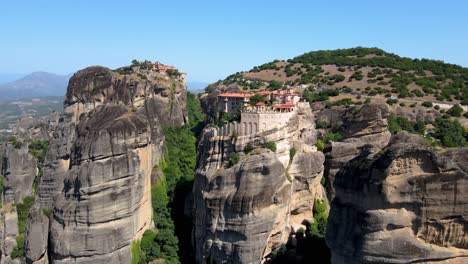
xmin=172 ymin=178 xmax=195 ymax=264
xmin=266 ymin=232 xmax=331 ymax=264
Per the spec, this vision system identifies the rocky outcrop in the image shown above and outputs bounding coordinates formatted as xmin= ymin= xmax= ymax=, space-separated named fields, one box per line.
xmin=193 ymin=151 xmax=291 ymax=263
xmin=1 ymin=143 xmax=37 ymax=203
xmin=12 ymin=112 xmax=61 ymax=142
xmin=0 ymin=206 xmax=19 ymax=263
xmin=193 ymin=103 xmax=325 ymax=263
xmin=25 ymin=64 xmax=187 ymax=263
xmin=25 ymin=206 xmax=49 ymax=264
xmin=327 ymin=132 xmax=468 ymax=264
xmin=322 ymin=104 xmax=391 ymax=200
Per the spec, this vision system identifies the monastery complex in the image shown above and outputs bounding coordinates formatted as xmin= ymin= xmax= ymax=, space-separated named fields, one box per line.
xmin=217 ymin=87 xmax=306 ymax=135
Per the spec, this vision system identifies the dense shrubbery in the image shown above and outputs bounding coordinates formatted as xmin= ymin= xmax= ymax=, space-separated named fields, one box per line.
xmin=303 ymin=89 xmax=339 ymax=103
xmin=264 ymin=141 xmax=277 ymax=152
xmin=422 ymin=101 xmax=433 ymax=107
xmin=315 ymin=120 xmax=330 ymax=129
xmin=434 ymin=118 xmax=467 ymax=147
xmin=308 ymin=200 xmax=328 ymax=239
xmin=316 ymin=131 xmax=342 ymax=152
xmin=11 ymin=196 xmax=35 ymax=259
xmin=290 ymin=47 xmax=467 ymax=80
xmin=244 ymin=143 xmax=254 ymax=154
xmin=326 ymin=98 xmax=354 ymax=107
xmin=229 ymin=152 xmax=240 ymax=167
xmin=29 ymin=140 xmax=48 ymax=193
xmin=323 ymin=132 xmax=342 ymax=143
xmin=268 ymin=80 xmax=283 ymax=90
xmin=387 ymin=114 xmax=425 ymax=135
xmin=386 ymin=98 xmax=398 ymax=105
xmin=446 ymin=104 xmax=464 ymax=117
xmin=249 ymin=94 xmax=265 ymax=106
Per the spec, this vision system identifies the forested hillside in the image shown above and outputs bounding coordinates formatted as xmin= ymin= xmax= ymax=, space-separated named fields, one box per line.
xmin=214 ymin=47 xmax=467 ymax=105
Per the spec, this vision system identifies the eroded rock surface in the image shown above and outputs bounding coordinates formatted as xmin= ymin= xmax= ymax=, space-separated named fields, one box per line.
xmin=1 ymin=143 xmax=37 ymax=203
xmin=25 ymin=205 xmax=49 ymax=264
xmin=322 ymin=104 xmax=391 ymax=200
xmin=26 ymin=64 xmax=187 ymax=264
xmin=193 ymin=103 xmax=325 ymax=263
xmin=327 ymin=132 xmax=468 ymax=264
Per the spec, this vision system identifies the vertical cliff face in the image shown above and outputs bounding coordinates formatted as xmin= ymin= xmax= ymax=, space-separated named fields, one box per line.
xmin=319 ymin=104 xmax=391 ymax=200
xmin=327 ymin=132 xmax=468 ymax=264
xmin=1 ymin=111 xmax=58 ymax=263
xmin=192 ymin=103 xmax=325 ymax=263
xmin=23 ymin=64 xmax=187 ymax=264
xmin=2 ymin=144 xmax=37 ymax=204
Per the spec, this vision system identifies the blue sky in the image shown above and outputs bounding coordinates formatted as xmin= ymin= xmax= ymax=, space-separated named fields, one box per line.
xmin=0 ymin=0 xmax=467 ymax=82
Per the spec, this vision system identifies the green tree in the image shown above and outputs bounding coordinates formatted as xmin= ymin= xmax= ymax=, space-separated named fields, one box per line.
xmin=229 ymin=152 xmax=239 ymax=167
xmin=434 ymin=118 xmax=466 ymax=147
xmin=11 ymin=196 xmax=35 ymax=259
xmin=307 ymin=200 xmax=328 ymax=239
xmin=387 ymin=114 xmax=425 ymax=135
xmin=249 ymin=94 xmax=265 ymax=106
xmin=446 ymin=104 xmax=464 ymax=117
xmin=264 ymin=141 xmax=277 ymax=152
xmin=422 ymin=101 xmax=433 ymax=107
xmin=244 ymin=144 xmax=254 ymax=154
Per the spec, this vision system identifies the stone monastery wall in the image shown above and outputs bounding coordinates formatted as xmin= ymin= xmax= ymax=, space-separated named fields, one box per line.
xmin=211 ymin=111 xmax=296 ymax=138
xmin=241 ymin=111 xmax=295 ymax=135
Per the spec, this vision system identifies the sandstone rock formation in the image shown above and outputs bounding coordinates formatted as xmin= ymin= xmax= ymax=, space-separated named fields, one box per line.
xmin=327 ymin=132 xmax=468 ymax=264
xmin=1 ymin=143 xmax=37 ymax=203
xmin=0 ymin=206 xmax=19 ymax=263
xmin=23 ymin=64 xmax=187 ymax=264
xmin=193 ymin=103 xmax=326 ymax=263
xmin=25 ymin=205 xmax=49 ymax=264
xmin=320 ymin=104 xmax=391 ymax=200
xmin=12 ymin=112 xmax=61 ymax=142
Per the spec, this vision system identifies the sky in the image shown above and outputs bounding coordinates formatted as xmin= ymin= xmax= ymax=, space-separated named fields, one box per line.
xmin=0 ymin=0 xmax=467 ymax=83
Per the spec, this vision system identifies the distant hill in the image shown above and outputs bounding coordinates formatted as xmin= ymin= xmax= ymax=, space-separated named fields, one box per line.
xmin=187 ymin=81 xmax=210 ymax=94
xmin=212 ymin=47 xmax=468 ymax=106
xmin=0 ymin=71 xmax=71 ymax=101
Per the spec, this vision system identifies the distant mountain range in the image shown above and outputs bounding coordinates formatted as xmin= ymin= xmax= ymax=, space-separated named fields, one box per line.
xmin=0 ymin=72 xmax=71 ymax=101
xmin=0 ymin=72 xmax=208 ymax=100
xmin=186 ymin=81 xmax=209 ymax=93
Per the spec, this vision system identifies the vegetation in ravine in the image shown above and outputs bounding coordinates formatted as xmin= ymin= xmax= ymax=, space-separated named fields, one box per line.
xmin=28 ymin=140 xmax=48 ymax=193
xmin=11 ymin=196 xmax=35 ymax=259
xmin=135 ymin=92 xmax=204 ymax=264
xmin=269 ymin=199 xmax=330 ymax=264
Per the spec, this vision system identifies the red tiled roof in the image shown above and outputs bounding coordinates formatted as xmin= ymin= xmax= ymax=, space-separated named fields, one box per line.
xmin=218 ymin=93 xmax=252 ymax=98
xmin=258 ymin=91 xmax=271 ymax=95
xmin=274 ymin=103 xmax=295 ymax=109
xmin=256 ymin=102 xmax=265 ymax=106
